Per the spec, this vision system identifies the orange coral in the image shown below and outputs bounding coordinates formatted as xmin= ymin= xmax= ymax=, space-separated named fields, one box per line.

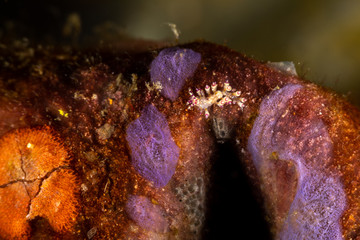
xmin=27 ymin=168 xmax=79 ymax=232
xmin=0 ymin=130 xmax=24 ymax=185
xmin=0 ymin=127 xmax=79 ymax=239
xmin=0 ymin=182 xmax=30 ymax=239
xmin=14 ymin=127 xmax=70 ymax=179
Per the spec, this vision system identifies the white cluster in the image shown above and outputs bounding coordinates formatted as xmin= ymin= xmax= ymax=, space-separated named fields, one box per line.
xmin=187 ymin=80 xmax=246 ymax=118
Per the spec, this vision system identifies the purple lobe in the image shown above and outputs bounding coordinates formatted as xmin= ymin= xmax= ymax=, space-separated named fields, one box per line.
xmin=248 ymin=84 xmax=346 ymax=239
xmin=125 ymin=195 xmax=169 ymax=233
xmin=126 ymin=104 xmax=180 ymax=188
xmin=150 ymin=47 xmax=201 ymax=101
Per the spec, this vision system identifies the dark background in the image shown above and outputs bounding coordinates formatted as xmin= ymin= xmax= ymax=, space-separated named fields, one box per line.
xmin=0 ymin=1 xmax=359 ymax=238
xmin=1 ymin=0 xmax=360 ymax=105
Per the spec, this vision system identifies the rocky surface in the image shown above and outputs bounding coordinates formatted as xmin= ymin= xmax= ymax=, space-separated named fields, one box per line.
xmin=0 ymin=40 xmax=360 ymax=239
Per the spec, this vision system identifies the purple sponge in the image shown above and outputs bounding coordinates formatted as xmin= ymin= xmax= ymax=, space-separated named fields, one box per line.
xmin=247 ymin=84 xmax=304 ymax=171
xmin=126 ymin=104 xmax=180 ymax=188
xmin=125 ymin=195 xmax=169 ymax=233
xmin=150 ymin=47 xmax=201 ymax=101
xmin=280 ymin=172 xmax=346 ymax=240
xmin=248 ymin=84 xmax=346 ymax=239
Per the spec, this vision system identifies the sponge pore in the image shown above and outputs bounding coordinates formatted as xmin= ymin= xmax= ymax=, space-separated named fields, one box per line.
xmin=125 ymin=195 xmax=169 ymax=233
xmin=150 ymin=47 xmax=201 ymax=101
xmin=126 ymin=104 xmax=180 ymax=188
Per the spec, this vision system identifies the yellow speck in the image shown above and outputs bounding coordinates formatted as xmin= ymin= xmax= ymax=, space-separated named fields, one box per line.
xmin=349 ymin=214 xmax=355 ymax=222
xmin=58 ymin=109 xmax=69 ymax=118
xmin=26 ymin=143 xmax=34 ymax=149
xmin=151 ymin=198 xmax=159 ymax=205
xmin=271 ymin=151 xmax=278 ymax=160
xmin=108 ymin=98 xmax=113 ymax=105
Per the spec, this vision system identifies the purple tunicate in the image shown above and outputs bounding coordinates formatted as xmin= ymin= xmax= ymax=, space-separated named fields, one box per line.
xmin=248 ymin=84 xmax=346 ymax=239
xmin=125 ymin=195 xmax=169 ymax=233
xmin=126 ymin=104 xmax=180 ymax=188
xmin=150 ymin=47 xmax=201 ymax=101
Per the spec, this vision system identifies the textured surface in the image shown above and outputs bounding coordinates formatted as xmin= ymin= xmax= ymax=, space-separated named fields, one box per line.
xmin=0 ymin=182 xmax=30 ymax=239
xmin=248 ymin=84 xmax=347 ymax=239
xmin=126 ymin=104 xmax=180 ymax=188
xmin=280 ymin=173 xmax=345 ymax=239
xmin=27 ymin=168 xmax=79 ymax=232
xmin=174 ymin=176 xmax=206 ymax=234
xmin=0 ymin=40 xmax=360 ymax=239
xmin=0 ymin=127 xmax=69 ymax=185
xmin=150 ymin=47 xmax=201 ymax=101
xmin=125 ymin=194 xmax=169 ymax=233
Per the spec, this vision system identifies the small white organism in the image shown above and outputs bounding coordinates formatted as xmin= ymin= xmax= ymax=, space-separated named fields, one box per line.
xmin=187 ymin=80 xmax=246 ymax=118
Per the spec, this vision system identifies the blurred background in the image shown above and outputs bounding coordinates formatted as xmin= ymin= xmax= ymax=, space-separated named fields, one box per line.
xmin=1 ymin=0 xmax=360 ymax=105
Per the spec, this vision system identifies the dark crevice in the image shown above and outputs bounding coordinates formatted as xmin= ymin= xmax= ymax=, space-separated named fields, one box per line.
xmin=17 ymin=140 xmax=32 ymax=200
xmin=19 ymin=148 xmax=28 ymax=179
xmin=0 ymin=136 xmax=29 ymax=189
xmin=0 ymin=165 xmax=71 ymax=218
xmin=0 ymin=163 xmax=71 ymax=224
xmin=0 ymin=165 xmax=71 ymax=189
xmin=25 ymin=165 xmax=71 ymax=219
xmin=26 ymin=165 xmax=71 ymax=209
xmin=202 ymin=141 xmax=272 ymax=240
xmin=0 ymin=178 xmax=38 ymax=188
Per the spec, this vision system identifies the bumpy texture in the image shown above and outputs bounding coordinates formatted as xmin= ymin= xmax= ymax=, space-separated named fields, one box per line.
xmin=125 ymin=195 xmax=169 ymax=233
xmin=248 ymin=84 xmax=346 ymax=239
xmin=126 ymin=104 xmax=180 ymax=188
xmin=150 ymin=47 xmax=201 ymax=101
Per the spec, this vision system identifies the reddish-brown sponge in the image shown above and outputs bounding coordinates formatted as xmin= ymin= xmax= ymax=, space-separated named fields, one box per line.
xmin=0 ymin=40 xmax=360 ymax=239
